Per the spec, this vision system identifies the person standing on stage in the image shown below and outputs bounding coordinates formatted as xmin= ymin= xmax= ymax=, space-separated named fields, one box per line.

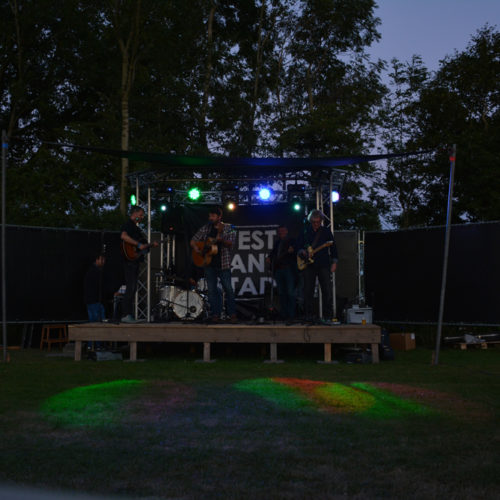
xmin=84 ymin=253 xmax=106 ymax=322
xmin=190 ymin=206 xmax=237 ymax=323
xmin=120 ymin=205 xmax=158 ymax=323
xmin=84 ymin=253 xmax=106 ymax=349
xmin=266 ymin=225 xmax=297 ymax=322
xmin=295 ymin=209 xmax=338 ymax=324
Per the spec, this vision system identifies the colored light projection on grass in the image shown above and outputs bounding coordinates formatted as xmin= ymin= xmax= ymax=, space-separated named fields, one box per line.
xmin=233 ymin=378 xmax=433 ymax=418
xmin=41 ymin=379 xmax=147 ymax=427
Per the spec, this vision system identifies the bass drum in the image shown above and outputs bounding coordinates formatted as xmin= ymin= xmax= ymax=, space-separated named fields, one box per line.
xmin=173 ymin=290 xmax=204 ymax=320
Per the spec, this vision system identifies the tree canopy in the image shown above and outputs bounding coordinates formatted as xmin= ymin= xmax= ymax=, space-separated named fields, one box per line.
xmin=0 ymin=1 xmax=498 ymax=230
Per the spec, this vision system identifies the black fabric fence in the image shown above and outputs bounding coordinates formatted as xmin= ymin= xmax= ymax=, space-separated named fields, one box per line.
xmin=1 ymin=226 xmax=123 ymax=322
xmin=365 ymin=221 xmax=500 ymax=324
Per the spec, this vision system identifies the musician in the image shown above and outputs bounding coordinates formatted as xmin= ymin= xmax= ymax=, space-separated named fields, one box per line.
xmin=84 ymin=253 xmax=106 ymax=349
xmin=190 ymin=206 xmax=237 ymax=323
xmin=266 ymin=225 xmax=297 ymax=321
xmin=295 ymin=209 xmax=338 ymax=324
xmin=120 ymin=205 xmax=158 ymax=323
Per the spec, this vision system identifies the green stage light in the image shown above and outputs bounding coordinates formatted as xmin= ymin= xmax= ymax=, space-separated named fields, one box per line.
xmin=188 ymin=187 xmax=201 ymax=201
xmin=130 ymin=194 xmax=137 ymax=205
xmin=160 ymin=204 xmax=167 ymax=212
xmin=293 ymin=202 xmax=302 ymax=212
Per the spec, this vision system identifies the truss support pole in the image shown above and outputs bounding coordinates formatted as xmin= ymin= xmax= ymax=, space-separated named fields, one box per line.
xmin=134 ymin=178 xmax=140 ymax=319
xmin=434 ymin=145 xmax=456 ymax=365
xmin=315 ymin=185 xmax=323 ymax=317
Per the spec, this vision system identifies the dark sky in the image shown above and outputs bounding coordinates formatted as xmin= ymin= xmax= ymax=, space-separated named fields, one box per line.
xmin=368 ymin=0 xmax=499 ymax=72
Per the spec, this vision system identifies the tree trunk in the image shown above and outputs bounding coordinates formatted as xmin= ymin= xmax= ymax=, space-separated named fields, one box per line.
xmin=112 ymin=0 xmax=142 ymax=216
xmin=199 ymin=1 xmax=217 ymax=154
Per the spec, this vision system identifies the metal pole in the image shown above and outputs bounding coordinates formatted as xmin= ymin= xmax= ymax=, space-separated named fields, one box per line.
xmin=147 ymin=187 xmax=151 ymax=322
xmin=134 ymin=178 xmax=139 ymax=319
xmin=329 ymin=172 xmax=336 ymax=319
xmin=434 ymin=145 xmax=456 ymax=365
xmin=316 ymin=186 xmax=322 ymax=317
xmin=1 ymin=131 xmax=7 ymax=361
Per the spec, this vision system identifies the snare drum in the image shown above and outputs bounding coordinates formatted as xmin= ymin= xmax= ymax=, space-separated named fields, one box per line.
xmin=159 ymin=285 xmax=180 ymax=306
xmin=197 ymin=278 xmax=208 ymax=293
xmin=172 ymin=290 xmax=204 ymax=320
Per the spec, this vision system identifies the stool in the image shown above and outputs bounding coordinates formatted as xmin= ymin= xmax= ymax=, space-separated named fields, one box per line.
xmin=40 ymin=324 xmax=68 ymax=351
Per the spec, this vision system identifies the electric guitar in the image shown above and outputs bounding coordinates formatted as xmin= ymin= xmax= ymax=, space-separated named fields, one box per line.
xmin=297 ymin=241 xmax=334 ymax=271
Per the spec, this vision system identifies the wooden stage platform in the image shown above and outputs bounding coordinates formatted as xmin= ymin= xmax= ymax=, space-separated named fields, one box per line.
xmin=69 ymin=322 xmax=381 ymax=363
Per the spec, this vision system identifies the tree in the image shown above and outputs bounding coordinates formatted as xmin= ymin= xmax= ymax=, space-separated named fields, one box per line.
xmin=377 ymin=56 xmax=435 ymax=228
xmin=416 ymin=26 xmax=500 ymax=223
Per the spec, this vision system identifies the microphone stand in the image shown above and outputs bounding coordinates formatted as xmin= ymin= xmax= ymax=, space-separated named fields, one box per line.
xmin=267 ymin=253 xmax=277 ymax=324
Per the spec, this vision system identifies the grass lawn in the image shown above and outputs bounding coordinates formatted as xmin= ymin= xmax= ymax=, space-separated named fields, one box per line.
xmin=0 ymin=346 xmax=499 ymax=499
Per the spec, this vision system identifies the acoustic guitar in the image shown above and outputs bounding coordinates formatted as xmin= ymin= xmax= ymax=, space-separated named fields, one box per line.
xmin=192 ymin=238 xmax=219 ymax=267
xmin=121 ymin=238 xmax=153 ymax=262
xmin=297 ymin=241 xmax=334 ymax=271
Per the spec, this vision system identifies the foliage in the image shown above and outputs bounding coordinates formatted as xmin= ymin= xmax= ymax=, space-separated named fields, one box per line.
xmin=1 ymin=3 xmax=498 ymax=230
xmin=380 ymin=26 xmax=500 ymax=227
xmin=0 ymin=0 xmax=385 ymax=229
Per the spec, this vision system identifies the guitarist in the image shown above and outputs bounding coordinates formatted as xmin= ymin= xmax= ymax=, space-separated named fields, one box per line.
xmin=190 ymin=206 xmax=237 ymax=323
xmin=294 ymin=209 xmax=338 ymax=324
xmin=266 ymin=225 xmax=297 ymax=321
xmin=120 ymin=205 xmax=158 ymax=323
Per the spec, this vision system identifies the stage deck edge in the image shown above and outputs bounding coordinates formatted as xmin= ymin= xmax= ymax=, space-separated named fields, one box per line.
xmin=68 ymin=322 xmax=381 ymax=363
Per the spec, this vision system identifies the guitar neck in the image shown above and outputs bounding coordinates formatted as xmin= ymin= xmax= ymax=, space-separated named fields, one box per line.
xmin=311 ymin=241 xmax=333 ymax=255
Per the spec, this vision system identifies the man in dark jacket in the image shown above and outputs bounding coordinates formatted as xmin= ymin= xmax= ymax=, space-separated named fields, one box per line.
xmin=295 ymin=209 xmax=338 ymax=323
xmin=120 ymin=205 xmax=158 ymax=323
xmin=266 ymin=225 xmax=297 ymax=321
xmin=84 ymin=253 xmax=106 ymax=322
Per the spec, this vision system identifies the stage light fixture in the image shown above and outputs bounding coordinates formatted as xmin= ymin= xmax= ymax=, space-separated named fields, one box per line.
xmin=331 ymin=190 xmax=340 ymax=203
xmin=288 ymin=184 xmax=305 ymax=213
xmin=222 ymin=185 xmax=239 ymax=211
xmin=258 ymin=187 xmax=272 ymax=201
xmin=160 ymin=204 xmax=167 ymax=212
xmin=188 ymin=187 xmax=201 ymax=201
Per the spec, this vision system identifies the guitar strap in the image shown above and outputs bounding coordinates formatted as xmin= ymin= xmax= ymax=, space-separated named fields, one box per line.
xmin=310 ymin=226 xmax=323 ymax=249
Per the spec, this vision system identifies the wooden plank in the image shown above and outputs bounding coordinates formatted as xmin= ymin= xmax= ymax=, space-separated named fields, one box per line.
xmin=270 ymin=343 xmax=277 ymax=362
xmin=75 ymin=341 xmax=82 ymax=361
xmin=203 ymin=342 xmax=211 ymax=362
xmin=371 ymin=343 xmax=379 ymax=363
xmin=324 ymin=343 xmax=332 ymax=363
xmin=68 ymin=323 xmax=381 ymax=345
xmin=129 ymin=342 xmax=137 ymax=361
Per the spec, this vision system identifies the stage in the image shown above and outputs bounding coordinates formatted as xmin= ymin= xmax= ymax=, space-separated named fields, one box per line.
xmin=68 ymin=322 xmax=381 ymax=363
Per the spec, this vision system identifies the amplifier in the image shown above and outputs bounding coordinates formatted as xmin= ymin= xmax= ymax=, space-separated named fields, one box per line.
xmin=346 ymin=306 xmax=373 ymax=324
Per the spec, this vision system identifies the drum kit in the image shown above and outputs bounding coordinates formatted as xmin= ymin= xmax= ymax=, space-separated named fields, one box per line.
xmin=154 ymin=274 xmax=212 ymax=321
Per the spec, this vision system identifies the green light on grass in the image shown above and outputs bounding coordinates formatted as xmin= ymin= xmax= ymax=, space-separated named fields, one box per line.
xmin=234 ymin=378 xmax=432 ymax=418
xmin=350 ymin=383 xmax=433 ymax=418
xmin=41 ymin=380 xmax=146 ymax=427
xmin=233 ymin=378 xmax=314 ymax=410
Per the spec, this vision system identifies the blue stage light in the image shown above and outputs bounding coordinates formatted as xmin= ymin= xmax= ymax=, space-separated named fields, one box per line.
xmin=331 ymin=191 xmax=340 ymax=203
xmin=258 ymin=187 xmax=272 ymax=201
